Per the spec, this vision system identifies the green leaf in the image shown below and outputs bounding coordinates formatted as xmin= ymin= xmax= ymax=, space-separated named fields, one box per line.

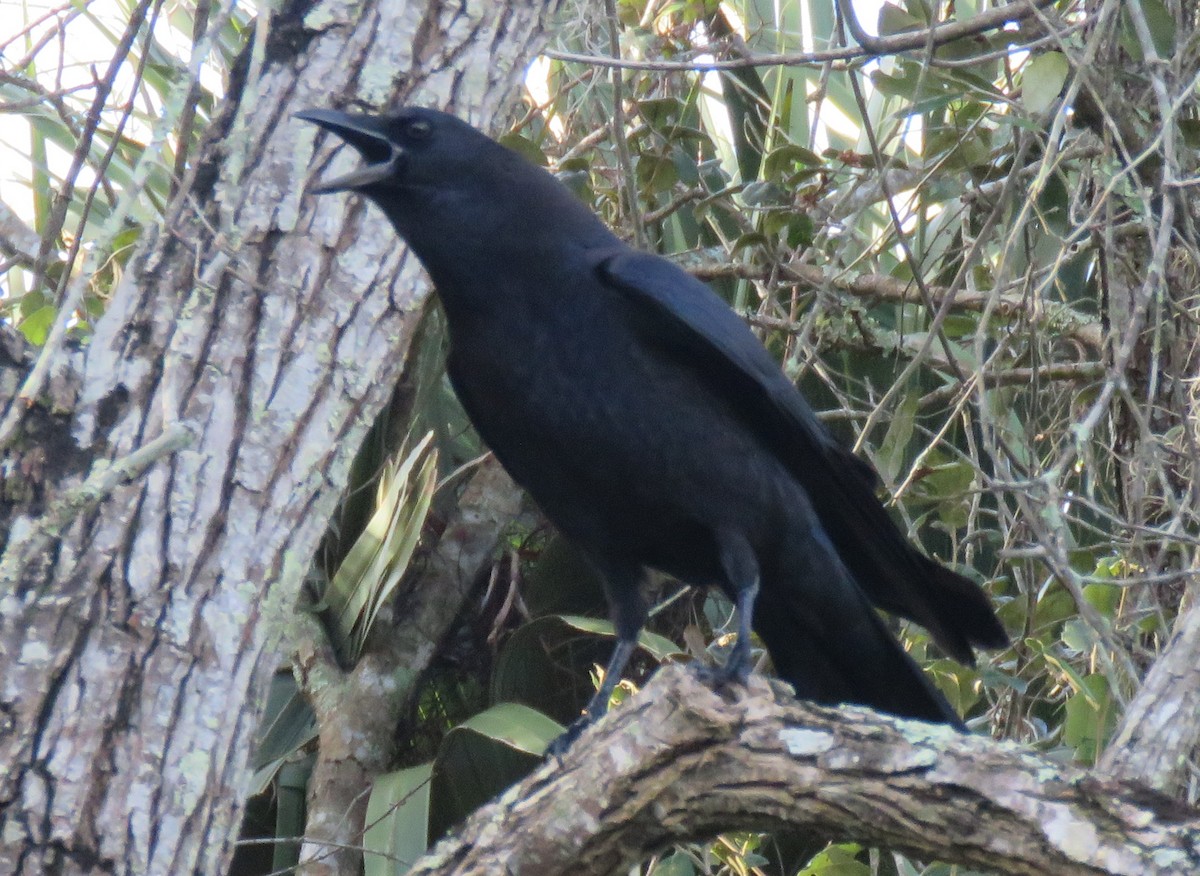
xmin=522 ymin=534 xmax=607 ymax=616
xmin=429 ymin=703 xmax=562 ymax=839
xmin=898 ymin=92 xmax=960 ymax=119
xmin=451 ymin=701 xmax=564 ymax=756
xmin=1032 ymin=585 xmax=1076 ymax=632
xmin=919 ymin=458 xmax=976 ymax=497
xmin=730 ymin=231 xmax=769 ymax=254
xmin=878 ymin=3 xmax=923 ymax=36
xmin=1038 ymin=642 xmax=1095 ymax=706
xmin=800 ymin=842 xmax=869 ymax=875
xmin=498 ymin=133 xmax=548 ymax=166
xmin=870 ymin=70 xmax=917 ymax=100
xmin=977 ymin=664 xmax=1029 ymax=696
xmin=253 ymin=675 xmax=317 ymax=769
xmin=555 ymin=614 xmax=682 ymax=662
xmin=491 ymin=614 xmax=681 ymax=724
xmin=762 ymin=143 xmax=822 ymax=180
xmin=763 ymin=209 xmax=814 ymax=249
xmin=1036 ymin=171 xmax=1070 ymax=237
xmin=740 ymin=180 xmax=787 ymax=206
xmin=637 ymin=153 xmax=679 ymax=195
xmin=364 ymin=763 xmax=433 ymax=876
xmin=1180 ymin=119 xmax=1200 ymax=149
xmin=876 ymin=383 xmax=919 ymax=483
xmin=273 ymin=760 xmax=310 ymax=872
xmin=247 ymin=673 xmax=317 ymax=796
xmin=1120 ymin=0 xmax=1175 ymax=59
xmin=649 ymin=852 xmax=697 ymax=876
xmin=1022 ymin=52 xmax=1069 ymax=114
xmin=1063 ymin=674 xmax=1116 ymax=763
xmin=17 ymin=304 xmax=55 ymax=346
xmin=1083 ymin=583 xmax=1120 ymax=616
xmin=913 ymin=457 xmax=975 ymax=529
xmin=1061 ymin=618 xmax=1094 ymax=653
xmin=638 ymin=97 xmax=682 ymax=131
xmin=325 ymin=432 xmax=438 ymax=662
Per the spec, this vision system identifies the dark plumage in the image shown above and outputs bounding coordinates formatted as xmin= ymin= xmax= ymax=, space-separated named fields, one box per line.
xmin=298 ymin=106 xmax=1008 ymax=747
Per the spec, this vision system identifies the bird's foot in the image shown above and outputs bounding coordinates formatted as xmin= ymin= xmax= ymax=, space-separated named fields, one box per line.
xmin=545 ymin=713 xmax=594 ymax=759
xmin=690 ymin=650 xmax=752 ymax=693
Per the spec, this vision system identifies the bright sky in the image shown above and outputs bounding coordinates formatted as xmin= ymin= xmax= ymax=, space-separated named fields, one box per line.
xmin=0 ymin=0 xmax=231 ymax=225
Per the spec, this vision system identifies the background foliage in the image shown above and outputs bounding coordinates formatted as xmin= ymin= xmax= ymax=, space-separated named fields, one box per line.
xmin=3 ymin=0 xmax=1196 ymax=874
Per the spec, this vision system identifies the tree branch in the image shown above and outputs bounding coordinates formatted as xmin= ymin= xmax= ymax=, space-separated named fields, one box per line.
xmin=410 ymin=665 xmax=1199 ymax=876
xmin=0 ymin=422 xmax=194 ymax=592
xmin=293 ymin=457 xmax=523 ymax=876
xmin=545 ymin=0 xmax=1056 ymax=71
xmin=678 ymin=254 xmax=1104 ymax=352
xmin=1101 ymin=591 xmax=1200 ymax=796
xmin=0 ymin=199 xmax=40 ymax=266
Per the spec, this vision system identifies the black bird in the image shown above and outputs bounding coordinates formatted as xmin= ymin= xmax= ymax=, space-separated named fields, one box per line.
xmin=298 ymin=106 xmax=1008 ymax=747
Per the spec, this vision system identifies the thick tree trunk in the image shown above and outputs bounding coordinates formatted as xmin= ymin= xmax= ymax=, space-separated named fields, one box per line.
xmin=0 ymin=1 xmax=554 ymax=872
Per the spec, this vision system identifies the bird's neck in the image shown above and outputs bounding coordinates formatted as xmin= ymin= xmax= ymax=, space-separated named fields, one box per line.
xmin=380 ymin=187 xmax=618 ymax=327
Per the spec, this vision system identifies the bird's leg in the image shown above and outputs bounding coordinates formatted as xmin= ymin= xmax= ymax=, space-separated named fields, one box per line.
xmin=580 ymin=636 xmax=636 ymax=724
xmin=702 ymin=528 xmax=761 ymax=688
xmin=720 ymin=570 xmax=759 ymax=684
xmin=547 ymin=562 xmax=646 ymax=757
xmin=546 ymin=631 xmax=638 ymax=758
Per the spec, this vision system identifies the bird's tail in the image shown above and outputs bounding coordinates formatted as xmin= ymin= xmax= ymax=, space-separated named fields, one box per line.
xmin=912 ymin=556 xmax=1010 ymax=663
xmin=752 ymin=537 xmax=964 ymax=728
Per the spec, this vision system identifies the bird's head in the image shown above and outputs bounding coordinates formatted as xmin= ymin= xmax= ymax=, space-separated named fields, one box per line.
xmin=295 ymin=106 xmax=498 ymax=197
xmin=296 ymin=105 xmax=616 ymax=280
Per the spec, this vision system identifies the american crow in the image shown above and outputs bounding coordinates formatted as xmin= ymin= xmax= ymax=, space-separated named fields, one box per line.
xmin=298 ymin=106 xmax=1008 ymax=748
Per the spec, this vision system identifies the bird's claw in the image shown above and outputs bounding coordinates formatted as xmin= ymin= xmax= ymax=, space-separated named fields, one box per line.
xmin=690 ymin=655 xmax=752 ymax=692
xmin=545 ymin=714 xmax=593 ymax=759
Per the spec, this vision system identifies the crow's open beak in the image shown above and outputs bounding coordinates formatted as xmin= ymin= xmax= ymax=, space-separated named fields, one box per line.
xmin=295 ymin=108 xmax=401 ymax=193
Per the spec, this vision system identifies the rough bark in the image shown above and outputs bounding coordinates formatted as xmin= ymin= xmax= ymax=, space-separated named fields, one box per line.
xmin=293 ymin=457 xmax=522 ymax=876
xmin=1101 ymin=594 xmax=1200 ymax=794
xmin=0 ymin=1 xmax=555 ymax=873
xmin=410 ymin=665 xmax=1200 ymax=876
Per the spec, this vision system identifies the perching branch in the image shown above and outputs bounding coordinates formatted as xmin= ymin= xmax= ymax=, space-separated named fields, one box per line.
xmin=410 ymin=665 xmax=1200 ymax=876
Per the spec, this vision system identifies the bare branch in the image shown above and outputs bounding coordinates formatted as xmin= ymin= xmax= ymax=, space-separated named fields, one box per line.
xmin=0 ymin=422 xmax=194 ymax=593
xmin=545 ymin=0 xmax=1057 ymax=71
xmin=679 ymin=255 xmax=1105 ymax=352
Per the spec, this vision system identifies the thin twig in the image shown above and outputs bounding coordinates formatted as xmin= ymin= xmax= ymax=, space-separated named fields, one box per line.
xmin=0 ymin=422 xmax=194 ymax=595
xmin=545 ymin=0 xmax=1057 ymax=71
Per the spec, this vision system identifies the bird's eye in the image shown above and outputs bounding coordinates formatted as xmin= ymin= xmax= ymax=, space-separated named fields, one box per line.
xmin=404 ymin=118 xmax=433 ymax=141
